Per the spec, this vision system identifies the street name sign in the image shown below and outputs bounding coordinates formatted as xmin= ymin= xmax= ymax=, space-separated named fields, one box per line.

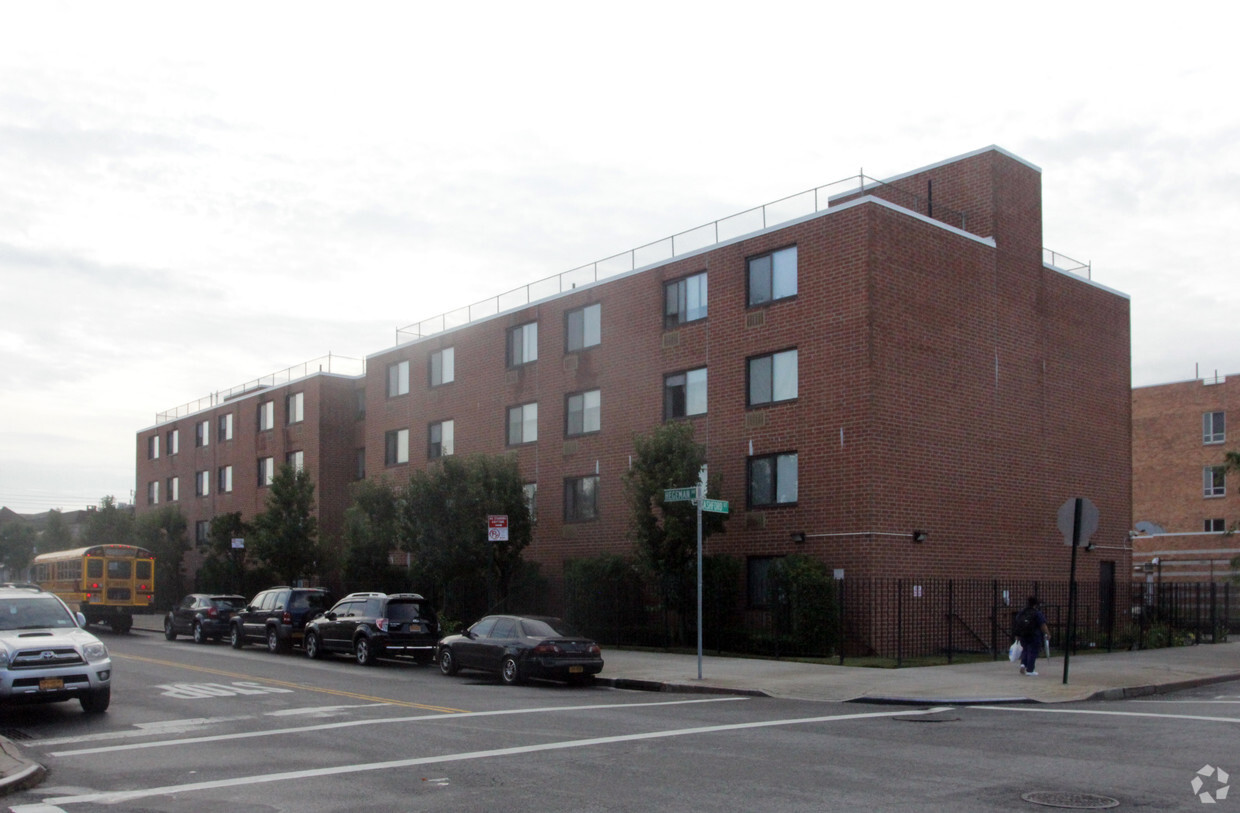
xmin=664 ymin=487 xmax=697 ymax=502
xmin=700 ymin=499 xmax=729 ymax=514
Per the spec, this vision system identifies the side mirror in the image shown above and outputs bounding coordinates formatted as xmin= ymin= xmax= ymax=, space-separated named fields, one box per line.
xmin=325 ymin=612 xmax=337 ymax=621
xmin=76 ymin=612 xmax=87 ymax=628
xmin=466 ymin=630 xmax=477 ymax=640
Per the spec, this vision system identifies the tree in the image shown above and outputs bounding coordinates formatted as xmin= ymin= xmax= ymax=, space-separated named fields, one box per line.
xmin=82 ymin=496 xmax=134 ymax=548
xmin=0 ymin=521 xmax=37 ymax=577
xmin=133 ymin=506 xmax=190 ymax=610
xmin=40 ymin=509 xmax=75 ymax=553
xmin=623 ymin=421 xmax=726 ymax=629
xmin=341 ymin=479 xmax=408 ymax=594
xmin=250 ymin=465 xmax=320 ymax=587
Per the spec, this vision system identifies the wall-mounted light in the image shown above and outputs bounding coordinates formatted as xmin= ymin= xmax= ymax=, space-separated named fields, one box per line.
xmin=790 ymin=532 xmax=806 ymax=544
xmin=911 ymin=530 xmax=928 ymax=544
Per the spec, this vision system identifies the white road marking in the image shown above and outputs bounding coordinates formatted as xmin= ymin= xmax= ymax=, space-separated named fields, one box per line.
xmin=265 ymin=703 xmax=391 ymax=717
xmin=34 ymin=717 xmax=251 ymax=747
xmin=38 ymin=706 xmax=952 ymax=806
xmin=46 ymin=697 xmax=748 ymax=757
xmin=973 ymin=706 xmax=1240 ymax=724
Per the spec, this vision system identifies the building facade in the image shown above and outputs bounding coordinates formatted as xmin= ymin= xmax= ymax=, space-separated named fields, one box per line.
xmin=137 ymin=146 xmax=1132 ymax=607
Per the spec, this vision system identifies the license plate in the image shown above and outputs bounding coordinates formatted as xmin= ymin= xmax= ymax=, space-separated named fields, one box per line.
xmin=39 ymin=678 xmax=64 ymax=691
xmin=569 ymin=666 xmax=583 ymax=674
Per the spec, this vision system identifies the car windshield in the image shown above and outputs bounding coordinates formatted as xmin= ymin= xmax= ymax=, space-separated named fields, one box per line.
xmin=520 ymin=618 xmax=580 ymax=638
xmin=212 ymin=597 xmax=246 ymax=610
xmin=0 ymin=597 xmax=77 ymax=630
xmin=291 ymin=592 xmax=332 ymax=611
xmin=387 ymin=601 xmax=434 ymax=623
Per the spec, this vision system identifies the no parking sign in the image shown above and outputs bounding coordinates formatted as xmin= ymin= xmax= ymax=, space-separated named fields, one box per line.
xmin=487 ymin=515 xmax=508 ymax=542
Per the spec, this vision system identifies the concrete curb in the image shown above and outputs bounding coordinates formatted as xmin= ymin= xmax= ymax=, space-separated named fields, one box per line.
xmin=0 ymin=736 xmax=46 ymax=795
xmin=1085 ymin=671 xmax=1240 ymax=702
xmin=596 ymin=676 xmax=769 ymax=698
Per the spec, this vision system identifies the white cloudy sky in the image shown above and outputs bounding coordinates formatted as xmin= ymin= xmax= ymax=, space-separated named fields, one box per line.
xmin=1 ymin=2 xmax=1236 ymax=513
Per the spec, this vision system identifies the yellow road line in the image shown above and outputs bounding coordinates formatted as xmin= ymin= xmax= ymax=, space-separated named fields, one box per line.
xmin=116 ymin=653 xmax=467 ymax=714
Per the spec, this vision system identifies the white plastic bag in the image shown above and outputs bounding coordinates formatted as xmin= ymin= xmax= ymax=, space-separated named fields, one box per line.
xmin=1008 ymin=638 xmax=1023 ymax=663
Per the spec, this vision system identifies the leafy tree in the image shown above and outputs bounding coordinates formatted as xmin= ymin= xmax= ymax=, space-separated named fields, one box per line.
xmin=0 ymin=521 xmax=37 ymax=577
xmin=250 ymin=465 xmax=320 ymax=587
xmin=133 ymin=506 xmax=190 ymax=610
xmin=194 ymin=512 xmax=252 ymax=594
xmin=623 ymin=421 xmax=726 ymax=628
xmin=40 ymin=509 xmax=75 ymax=553
xmin=82 ymin=496 xmax=134 ymax=548
xmin=766 ymin=554 xmax=840 ymax=657
xmin=341 ymin=479 xmax=408 ymax=594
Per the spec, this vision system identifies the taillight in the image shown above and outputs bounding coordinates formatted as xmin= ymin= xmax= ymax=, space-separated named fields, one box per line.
xmin=532 ymin=642 xmax=563 ymax=656
xmin=588 ymin=644 xmax=601 ymax=656
xmin=207 ymin=607 xmax=219 ymax=619
xmin=282 ymin=611 xmax=292 ymax=625
xmin=377 ymin=618 xmax=389 ymax=632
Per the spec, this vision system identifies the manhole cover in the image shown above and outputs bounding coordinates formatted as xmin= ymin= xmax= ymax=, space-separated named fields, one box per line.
xmin=1021 ymin=791 xmax=1119 ymax=809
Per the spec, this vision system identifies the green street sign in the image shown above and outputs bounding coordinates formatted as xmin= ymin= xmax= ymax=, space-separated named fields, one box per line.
xmin=700 ymin=499 xmax=729 ymax=514
xmin=663 ymin=487 xmax=697 ymax=502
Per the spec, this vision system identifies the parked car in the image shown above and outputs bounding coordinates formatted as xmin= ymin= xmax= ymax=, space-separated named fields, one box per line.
xmin=229 ymin=587 xmax=335 ymax=653
xmin=0 ymin=585 xmax=112 ymax=712
xmin=437 ymin=615 xmax=603 ymax=685
xmin=164 ymin=593 xmax=247 ymax=644
xmin=304 ymin=592 xmax=439 ymax=666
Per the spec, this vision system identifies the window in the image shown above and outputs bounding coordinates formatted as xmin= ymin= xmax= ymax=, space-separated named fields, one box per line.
xmin=219 ymin=413 xmax=233 ymax=441
xmin=258 ymin=457 xmax=274 ymax=487
xmin=748 ymin=452 xmax=798 ymax=507
xmin=218 ymin=465 xmax=233 ymax=493
xmin=564 ymin=475 xmax=599 ymax=522
xmin=665 ymin=272 xmax=707 ymax=328
xmin=356 ymin=448 xmax=366 ymax=480
xmin=1204 ymin=411 xmax=1226 ymax=444
xmin=747 ymin=245 xmax=797 ymax=306
xmin=167 ymin=428 xmax=180 ymax=455
xmin=565 ymin=304 xmax=601 ymax=352
xmin=430 ymin=347 xmax=455 ymax=387
xmin=747 ymin=556 xmax=780 ymax=609
xmin=748 ymin=349 xmax=798 ymax=406
xmin=1205 ymin=466 xmax=1226 ymax=498
xmin=507 ymin=403 xmax=538 ymax=445
xmin=388 ymin=360 xmax=410 ymax=397
xmin=287 ymin=450 xmax=304 ymax=472
xmin=523 ymin=483 xmax=537 ymax=522
xmin=665 ymin=368 xmax=708 ymax=419
xmin=147 ymin=480 xmax=159 ymax=505
xmin=148 ymin=435 xmax=160 ymax=460
xmin=566 ymin=389 xmax=601 ymax=436
xmin=355 ymin=388 xmax=366 ymax=419
xmin=195 ymin=520 xmax=210 ymax=545
xmin=428 ymin=420 xmax=454 ymax=459
xmin=286 ymin=392 xmax=304 ymax=425
xmin=195 ymin=470 xmax=210 ymax=497
xmin=1205 ymin=518 xmax=1226 ymax=533
xmin=385 ymin=429 xmax=409 ymax=466
xmin=195 ymin=419 xmax=210 ymax=448
xmin=166 ymin=476 xmax=179 ymax=502
xmin=258 ymin=401 xmax=274 ymax=431
xmin=508 ymin=322 xmax=538 ymax=366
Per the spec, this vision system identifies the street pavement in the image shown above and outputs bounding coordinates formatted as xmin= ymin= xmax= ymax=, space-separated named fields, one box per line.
xmin=2 ymin=617 xmax=1238 ymax=794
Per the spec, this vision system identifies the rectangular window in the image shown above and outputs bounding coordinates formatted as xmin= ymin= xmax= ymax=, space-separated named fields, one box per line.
xmin=747 ymin=245 xmax=798 ymax=306
xmin=218 ymin=465 xmax=233 ymax=493
xmin=388 ymin=360 xmax=410 ymax=397
xmin=356 ymin=448 xmax=366 ymax=480
xmin=166 ymin=476 xmax=179 ymax=502
xmin=195 ymin=470 xmax=210 ymax=497
xmin=566 ymin=303 xmax=601 ymax=352
xmin=286 ymin=450 xmax=304 ymax=472
xmin=167 ymin=428 xmax=180 ymax=455
xmin=1204 ymin=411 xmax=1226 ymax=444
xmin=508 ymin=322 xmax=538 ymax=367
xmin=748 ymin=349 xmax=798 ymax=406
xmin=665 ymin=368 xmax=708 ymax=419
xmin=258 ymin=401 xmax=274 ymax=431
xmin=355 ymin=388 xmax=366 ymax=420
xmin=566 ymin=389 xmax=601 ymax=436
xmin=430 ymin=347 xmax=455 ymax=387
xmin=507 ymin=402 xmax=538 ymax=445
xmin=258 ymin=457 xmax=274 ymax=487
xmin=523 ymin=483 xmax=537 ymax=522
xmin=429 ymin=420 xmax=454 ymax=459
xmin=286 ymin=392 xmax=304 ymax=425
xmin=195 ymin=520 xmax=210 ymax=545
xmin=564 ymin=475 xmax=599 ymax=523
xmin=195 ymin=419 xmax=210 ymax=448
xmin=748 ymin=452 xmax=798 ymax=507
xmin=1205 ymin=518 xmax=1226 ymax=532
xmin=1205 ymin=466 xmax=1226 ymax=498
xmin=148 ymin=480 xmax=159 ymax=505
xmin=148 ymin=435 xmax=160 ymax=460
xmin=664 ymin=272 xmax=708 ymax=328
xmin=385 ymin=429 xmax=409 ymax=466
xmin=219 ymin=413 xmax=234 ymax=441
xmin=747 ymin=556 xmax=780 ymax=609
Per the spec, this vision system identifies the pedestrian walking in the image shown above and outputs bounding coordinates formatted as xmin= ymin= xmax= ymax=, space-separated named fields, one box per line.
xmin=1013 ymin=596 xmax=1050 ymax=676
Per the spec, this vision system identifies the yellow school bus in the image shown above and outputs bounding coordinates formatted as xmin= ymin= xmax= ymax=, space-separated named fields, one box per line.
xmin=32 ymin=544 xmax=155 ymax=633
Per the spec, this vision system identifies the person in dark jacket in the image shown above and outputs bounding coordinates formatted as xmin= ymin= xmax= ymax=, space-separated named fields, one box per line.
xmin=1016 ymin=596 xmax=1050 ymax=676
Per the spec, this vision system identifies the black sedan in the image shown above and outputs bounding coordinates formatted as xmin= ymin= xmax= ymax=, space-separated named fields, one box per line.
xmin=437 ymin=615 xmax=603 ymax=685
xmin=164 ymin=593 xmax=247 ymax=643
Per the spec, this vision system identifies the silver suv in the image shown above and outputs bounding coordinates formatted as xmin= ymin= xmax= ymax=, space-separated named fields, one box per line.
xmin=0 ymin=587 xmax=112 ymax=713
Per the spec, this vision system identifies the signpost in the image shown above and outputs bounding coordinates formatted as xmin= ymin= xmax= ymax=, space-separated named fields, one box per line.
xmin=664 ymin=467 xmax=729 ymax=680
xmin=1056 ymin=497 xmax=1098 ymax=685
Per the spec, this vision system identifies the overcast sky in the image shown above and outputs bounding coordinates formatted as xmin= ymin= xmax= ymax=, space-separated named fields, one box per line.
xmin=1 ymin=3 xmax=1236 ymax=514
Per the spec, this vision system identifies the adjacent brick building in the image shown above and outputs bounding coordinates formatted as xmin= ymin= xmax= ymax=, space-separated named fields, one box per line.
xmin=137 ymin=146 xmax=1132 ymax=611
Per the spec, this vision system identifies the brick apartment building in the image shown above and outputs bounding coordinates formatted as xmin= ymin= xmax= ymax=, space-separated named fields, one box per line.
xmin=136 ymin=145 xmax=1132 ymax=610
xmin=1132 ymin=374 xmax=1240 ymax=582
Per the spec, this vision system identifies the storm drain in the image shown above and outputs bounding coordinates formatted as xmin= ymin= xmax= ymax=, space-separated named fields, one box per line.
xmin=1021 ymin=791 xmax=1120 ymax=809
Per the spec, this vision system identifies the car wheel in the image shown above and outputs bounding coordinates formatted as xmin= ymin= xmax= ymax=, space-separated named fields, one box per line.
xmin=80 ymin=686 xmax=111 ymax=714
xmin=192 ymin=622 xmax=206 ymax=644
xmin=230 ymin=625 xmax=244 ymax=649
xmin=355 ymin=637 xmax=377 ymax=666
xmin=305 ymin=631 xmax=322 ymax=660
xmin=266 ymin=627 xmax=284 ymax=654
xmin=500 ymin=655 xmax=523 ymax=685
xmin=110 ymin=617 xmax=129 ymax=634
xmin=163 ymin=618 xmax=177 ymax=641
xmin=438 ymin=647 xmax=459 ymax=676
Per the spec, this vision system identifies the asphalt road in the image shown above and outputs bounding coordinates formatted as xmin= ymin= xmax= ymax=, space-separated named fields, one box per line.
xmin=1 ymin=628 xmax=1237 ymax=811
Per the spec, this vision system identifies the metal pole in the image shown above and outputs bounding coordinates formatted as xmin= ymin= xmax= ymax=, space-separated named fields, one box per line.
xmin=696 ymin=479 xmax=704 ymax=680
xmin=1063 ymin=498 xmax=1082 ymax=685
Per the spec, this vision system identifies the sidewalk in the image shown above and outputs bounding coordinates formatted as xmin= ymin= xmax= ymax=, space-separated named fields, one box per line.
xmin=3 ymin=625 xmax=1238 ymax=795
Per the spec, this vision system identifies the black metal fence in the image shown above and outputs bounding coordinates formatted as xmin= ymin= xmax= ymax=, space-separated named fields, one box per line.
xmin=553 ymin=575 xmax=1235 ymax=666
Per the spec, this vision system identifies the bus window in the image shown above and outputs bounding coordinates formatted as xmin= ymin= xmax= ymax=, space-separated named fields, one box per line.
xmin=87 ymin=559 xmax=103 ymax=579
xmin=107 ymin=560 xmax=132 ymax=579
xmin=136 ymin=561 xmax=152 ymax=580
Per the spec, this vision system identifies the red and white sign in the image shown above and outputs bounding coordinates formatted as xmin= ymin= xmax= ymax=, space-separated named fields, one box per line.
xmin=487 ymin=515 xmax=509 ymax=542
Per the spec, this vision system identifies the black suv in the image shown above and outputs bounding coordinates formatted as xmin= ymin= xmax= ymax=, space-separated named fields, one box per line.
xmin=304 ymin=592 xmax=438 ymax=666
xmin=229 ymin=587 xmax=335 ymax=654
